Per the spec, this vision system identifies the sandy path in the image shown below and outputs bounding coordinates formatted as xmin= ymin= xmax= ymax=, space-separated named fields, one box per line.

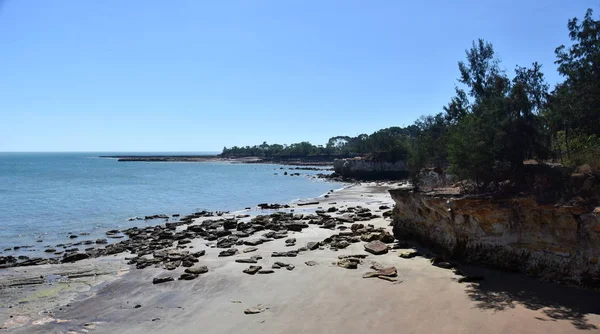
xmin=4 ymin=183 xmax=600 ymax=333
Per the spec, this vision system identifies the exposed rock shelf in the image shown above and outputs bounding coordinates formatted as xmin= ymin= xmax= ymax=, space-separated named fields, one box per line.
xmin=390 ymin=187 xmax=600 ymax=286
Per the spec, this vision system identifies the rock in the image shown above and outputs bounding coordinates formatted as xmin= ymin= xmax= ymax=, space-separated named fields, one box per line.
xmin=95 ymin=238 xmax=108 ymax=244
xmin=350 ymin=223 xmax=364 ymax=231
xmin=285 ymin=238 xmax=296 ymax=244
xmin=432 ymin=261 xmax=456 ymax=269
xmin=244 ymin=305 xmax=267 ymax=314
xmin=243 ymin=265 xmax=262 ymax=275
xmin=243 ymin=247 xmax=258 ymax=253
xmin=286 ymin=264 xmax=295 ymax=271
xmin=398 ymin=250 xmax=419 ymax=258
xmin=185 ymin=265 xmax=209 ymax=275
xmin=378 ymin=276 xmax=400 ymax=282
xmin=305 ymin=261 xmax=318 ymax=266
xmin=379 ymin=205 xmax=390 ymax=210
xmin=153 ymin=276 xmax=174 ymax=284
xmin=306 ymin=242 xmax=319 ymax=250
xmin=271 ymin=250 xmax=298 ymax=257
xmin=338 ymin=254 xmax=369 ymax=259
xmin=360 ymin=233 xmax=380 ymax=242
xmin=192 ymin=250 xmax=206 ymax=257
xmin=364 ymin=240 xmax=388 ymax=255
xmin=378 ymin=232 xmax=395 ymax=243
xmin=272 ymin=263 xmax=281 ymax=269
xmin=44 ymin=248 xmax=56 ymax=253
xmin=362 ymin=266 xmax=397 ymax=278
xmin=218 ymin=249 xmax=239 ymax=257
xmin=62 ymin=252 xmax=90 ymax=263
xmin=258 ymin=269 xmax=274 ymax=274
xmin=236 ymin=258 xmax=258 ymax=264
xmin=244 ymin=239 xmax=264 ymax=246
xmin=179 ymin=273 xmax=199 ymax=280
xmin=458 ymin=276 xmax=484 ymax=283
xmin=337 ymin=258 xmax=359 ymax=269
xmin=166 ymin=260 xmax=182 ymax=270
xmin=286 ymin=223 xmax=309 ymax=232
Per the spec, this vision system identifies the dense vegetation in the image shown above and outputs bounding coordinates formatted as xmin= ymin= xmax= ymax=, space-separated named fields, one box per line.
xmin=223 ymin=8 xmax=600 ymax=185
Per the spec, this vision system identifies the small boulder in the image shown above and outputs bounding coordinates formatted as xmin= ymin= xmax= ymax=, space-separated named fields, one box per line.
xmin=185 ymin=265 xmax=209 ymax=275
xmin=153 ymin=276 xmax=174 ymax=284
xmin=243 ymin=265 xmax=262 ymax=275
xmin=364 ymin=240 xmax=388 ymax=255
xmin=179 ymin=273 xmax=199 ymax=280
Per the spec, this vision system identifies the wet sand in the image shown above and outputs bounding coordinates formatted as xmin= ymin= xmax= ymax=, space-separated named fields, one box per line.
xmin=2 ymin=183 xmax=600 ymax=333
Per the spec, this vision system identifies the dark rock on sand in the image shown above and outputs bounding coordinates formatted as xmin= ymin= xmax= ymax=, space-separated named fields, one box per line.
xmin=236 ymin=258 xmax=258 ymax=264
xmin=306 ymin=242 xmax=320 ymax=250
xmin=192 ymin=250 xmax=206 ymax=257
xmin=179 ymin=273 xmax=199 ymax=280
xmin=305 ymin=261 xmax=318 ymax=266
xmin=62 ymin=252 xmax=90 ymax=263
xmin=258 ymin=269 xmax=274 ymax=274
xmin=243 ymin=265 xmax=262 ymax=275
xmin=378 ymin=231 xmax=395 ymax=244
xmin=153 ymin=276 xmax=174 ymax=284
xmin=364 ymin=240 xmax=388 ymax=255
xmin=244 ymin=305 xmax=266 ymax=314
xmin=185 ymin=265 xmax=209 ymax=275
xmin=218 ymin=249 xmax=239 ymax=257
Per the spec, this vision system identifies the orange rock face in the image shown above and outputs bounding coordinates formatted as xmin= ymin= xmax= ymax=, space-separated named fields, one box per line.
xmin=390 ymin=188 xmax=600 ymax=286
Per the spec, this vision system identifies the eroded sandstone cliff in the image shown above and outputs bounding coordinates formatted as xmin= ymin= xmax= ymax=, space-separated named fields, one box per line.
xmin=390 ymin=188 xmax=600 ymax=286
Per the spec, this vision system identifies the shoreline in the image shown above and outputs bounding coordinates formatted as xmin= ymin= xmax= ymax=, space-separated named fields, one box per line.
xmin=99 ymin=155 xmax=337 ymax=166
xmin=2 ymin=182 xmax=599 ymax=333
xmin=0 ymin=169 xmax=342 ymax=262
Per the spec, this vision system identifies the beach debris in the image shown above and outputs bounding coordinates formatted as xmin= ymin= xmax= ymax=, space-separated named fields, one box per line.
xmin=244 ymin=305 xmax=267 ymax=315
xmin=184 ymin=265 xmax=209 ymax=275
xmin=364 ymin=240 xmax=388 ymax=255
xmin=152 ymin=276 xmax=174 ymax=284
xmin=231 ymin=301 xmax=242 ymax=303
xmin=243 ymin=266 xmax=262 ymax=275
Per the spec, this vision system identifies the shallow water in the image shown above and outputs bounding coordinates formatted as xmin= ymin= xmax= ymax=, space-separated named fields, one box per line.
xmin=0 ymin=153 xmax=339 ymax=254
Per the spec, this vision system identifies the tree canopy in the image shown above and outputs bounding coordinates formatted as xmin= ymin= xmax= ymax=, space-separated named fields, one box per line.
xmin=223 ymin=8 xmax=600 ymax=185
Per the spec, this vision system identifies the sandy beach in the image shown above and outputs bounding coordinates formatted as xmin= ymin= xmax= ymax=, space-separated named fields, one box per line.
xmin=2 ymin=182 xmax=600 ymax=334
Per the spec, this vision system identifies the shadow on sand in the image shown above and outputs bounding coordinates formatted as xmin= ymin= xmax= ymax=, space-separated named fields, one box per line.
xmin=461 ymin=266 xmax=600 ymax=330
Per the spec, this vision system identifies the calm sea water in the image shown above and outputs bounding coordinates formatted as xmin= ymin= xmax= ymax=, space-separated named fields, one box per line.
xmin=0 ymin=153 xmax=339 ymax=254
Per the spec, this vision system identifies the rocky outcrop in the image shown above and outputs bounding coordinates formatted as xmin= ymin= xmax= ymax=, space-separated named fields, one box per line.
xmin=333 ymin=158 xmax=408 ymax=180
xmin=390 ymin=188 xmax=600 ymax=286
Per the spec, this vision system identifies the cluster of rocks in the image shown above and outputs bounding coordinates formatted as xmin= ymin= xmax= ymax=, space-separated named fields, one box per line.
xmin=0 ymin=210 xmax=219 ymax=269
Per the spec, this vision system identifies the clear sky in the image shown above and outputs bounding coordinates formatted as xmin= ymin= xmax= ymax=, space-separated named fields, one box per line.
xmin=0 ymin=0 xmax=598 ymax=152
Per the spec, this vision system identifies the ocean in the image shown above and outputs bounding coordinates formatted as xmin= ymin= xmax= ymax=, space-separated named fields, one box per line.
xmin=0 ymin=153 xmax=339 ymax=255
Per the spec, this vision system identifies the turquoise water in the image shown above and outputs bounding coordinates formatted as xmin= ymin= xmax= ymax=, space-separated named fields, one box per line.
xmin=0 ymin=153 xmax=338 ymax=254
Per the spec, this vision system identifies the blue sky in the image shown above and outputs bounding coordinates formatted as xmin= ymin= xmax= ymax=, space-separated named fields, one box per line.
xmin=0 ymin=0 xmax=597 ymax=152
